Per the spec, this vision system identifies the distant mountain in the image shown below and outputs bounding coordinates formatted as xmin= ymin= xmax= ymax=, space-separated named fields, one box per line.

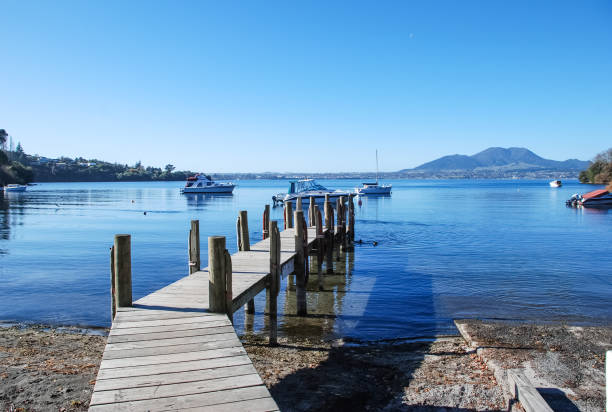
xmin=404 ymin=147 xmax=590 ymax=172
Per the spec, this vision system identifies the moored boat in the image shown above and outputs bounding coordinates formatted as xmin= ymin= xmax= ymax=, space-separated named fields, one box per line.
xmin=355 ymin=150 xmax=392 ymax=195
xmin=272 ymin=179 xmax=350 ymax=205
xmin=549 ymin=180 xmax=562 ymax=188
xmin=180 ymin=174 xmax=235 ymax=194
xmin=566 ymin=189 xmax=612 ymax=207
xmin=3 ymin=184 xmax=27 ymax=192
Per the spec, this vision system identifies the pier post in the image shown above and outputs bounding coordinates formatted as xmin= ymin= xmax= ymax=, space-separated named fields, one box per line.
xmin=224 ymin=249 xmax=233 ymax=323
xmin=315 ymin=205 xmax=324 ymax=279
xmin=238 ymin=211 xmax=255 ymax=314
xmin=208 ymin=236 xmax=228 ymax=313
xmin=189 ymin=220 xmax=200 ymax=274
xmin=325 ymin=199 xmax=334 ymax=274
xmin=238 ymin=211 xmax=250 ymax=252
xmin=294 ymin=210 xmax=307 ymax=316
xmin=347 ymin=195 xmax=355 ymax=249
xmin=262 ymin=205 xmax=270 ymax=240
xmin=308 ymin=196 xmax=315 ymax=226
xmin=110 ymin=246 xmax=116 ymax=321
xmin=267 ymin=221 xmax=280 ymax=346
xmin=284 ymin=202 xmax=293 ymax=229
xmin=336 ymin=198 xmax=343 ymax=257
xmin=296 ymin=196 xmax=302 ymax=211
xmin=339 ymin=196 xmax=348 ymax=252
xmin=113 ymin=234 xmax=132 ymax=309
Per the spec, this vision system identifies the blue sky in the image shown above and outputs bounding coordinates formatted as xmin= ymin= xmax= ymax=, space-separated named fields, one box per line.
xmin=1 ymin=1 xmax=611 ymax=172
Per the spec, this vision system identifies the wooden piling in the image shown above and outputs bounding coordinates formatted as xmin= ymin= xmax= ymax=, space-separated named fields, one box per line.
xmin=224 ymin=249 xmax=233 ymax=323
xmin=189 ymin=220 xmax=200 ymax=274
xmin=238 ymin=211 xmax=255 ymax=314
xmin=113 ymin=234 xmax=132 ymax=308
xmin=339 ymin=196 xmax=348 ymax=252
xmin=267 ymin=221 xmax=280 ymax=346
xmin=347 ymin=195 xmax=355 ymax=249
xmin=325 ymin=200 xmax=334 ymax=274
xmin=208 ymin=236 xmax=227 ymax=313
xmin=296 ymin=196 xmax=302 ymax=211
xmin=238 ymin=211 xmax=250 ymax=251
xmin=110 ymin=246 xmax=116 ymax=321
xmin=308 ymin=196 xmax=315 ymax=226
xmin=262 ymin=205 xmax=270 ymax=240
xmin=294 ymin=210 xmax=307 ymax=315
xmin=315 ymin=206 xmax=324 ymax=279
xmin=284 ymin=202 xmax=293 ymax=229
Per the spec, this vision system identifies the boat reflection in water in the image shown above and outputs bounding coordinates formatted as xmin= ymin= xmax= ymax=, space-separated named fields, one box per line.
xmin=183 ymin=192 xmax=234 ymax=209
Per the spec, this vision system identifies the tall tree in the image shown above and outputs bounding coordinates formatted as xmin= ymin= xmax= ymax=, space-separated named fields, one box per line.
xmin=0 ymin=129 xmax=7 ymax=149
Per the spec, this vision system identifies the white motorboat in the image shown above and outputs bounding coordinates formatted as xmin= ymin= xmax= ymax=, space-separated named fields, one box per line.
xmin=272 ymin=179 xmax=350 ymax=205
xmin=355 ymin=181 xmax=392 ymax=195
xmin=549 ymin=180 xmax=562 ymax=188
xmin=3 ymin=184 xmax=27 ymax=192
xmin=355 ymin=150 xmax=392 ymax=195
xmin=180 ymin=174 xmax=235 ymax=194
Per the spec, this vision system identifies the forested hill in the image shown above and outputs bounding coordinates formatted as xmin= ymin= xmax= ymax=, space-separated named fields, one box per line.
xmin=406 ymin=147 xmax=590 ymax=172
xmin=24 ymin=155 xmax=196 ymax=182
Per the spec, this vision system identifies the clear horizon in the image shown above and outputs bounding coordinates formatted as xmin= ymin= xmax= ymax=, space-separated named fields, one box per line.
xmin=2 ymin=1 xmax=611 ymax=172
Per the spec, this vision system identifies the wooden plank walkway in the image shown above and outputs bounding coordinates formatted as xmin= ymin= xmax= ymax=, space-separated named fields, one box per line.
xmin=89 ymin=227 xmax=319 ymax=412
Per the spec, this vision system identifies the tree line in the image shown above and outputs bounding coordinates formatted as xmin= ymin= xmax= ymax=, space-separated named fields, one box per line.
xmin=1 ymin=129 xmax=198 ymax=184
xmin=578 ymin=148 xmax=612 ymax=189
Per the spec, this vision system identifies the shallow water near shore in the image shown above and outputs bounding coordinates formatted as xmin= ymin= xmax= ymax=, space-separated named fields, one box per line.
xmin=1 ymin=179 xmax=610 ymax=340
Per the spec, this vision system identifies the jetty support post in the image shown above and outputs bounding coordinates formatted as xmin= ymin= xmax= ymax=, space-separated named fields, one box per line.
xmin=336 ymin=198 xmax=343 ymax=257
xmin=189 ymin=220 xmax=200 ymax=274
xmin=325 ymin=197 xmax=334 ymax=274
xmin=208 ymin=236 xmax=232 ymax=316
xmin=308 ymin=196 xmax=315 ymax=226
xmin=224 ymin=249 xmax=233 ymax=323
xmin=267 ymin=220 xmax=280 ymax=346
xmin=296 ymin=196 xmax=302 ymax=211
xmin=284 ymin=201 xmax=293 ymax=229
xmin=110 ymin=246 xmax=115 ymax=321
xmin=315 ymin=205 xmax=324 ymax=280
xmin=262 ymin=205 xmax=270 ymax=240
xmin=113 ymin=234 xmax=132 ymax=315
xmin=347 ymin=195 xmax=355 ymax=250
xmin=294 ymin=210 xmax=307 ymax=316
xmin=238 ymin=211 xmax=255 ymax=314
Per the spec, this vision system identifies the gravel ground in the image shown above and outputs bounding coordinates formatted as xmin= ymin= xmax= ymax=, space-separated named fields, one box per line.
xmin=455 ymin=319 xmax=612 ymax=412
xmin=0 ymin=325 xmax=106 ymax=412
xmin=242 ymin=334 xmax=507 ymax=411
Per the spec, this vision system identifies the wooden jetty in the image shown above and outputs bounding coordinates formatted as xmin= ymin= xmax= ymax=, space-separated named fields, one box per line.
xmin=89 ymin=196 xmax=355 ymax=411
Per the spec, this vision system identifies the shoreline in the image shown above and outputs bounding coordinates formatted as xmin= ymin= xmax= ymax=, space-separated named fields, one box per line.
xmin=3 ymin=320 xmax=609 ymax=411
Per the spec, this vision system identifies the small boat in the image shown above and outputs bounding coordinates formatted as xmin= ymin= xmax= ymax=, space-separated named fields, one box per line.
xmin=272 ymin=179 xmax=350 ymax=205
xmin=3 ymin=184 xmax=27 ymax=192
xmin=355 ymin=150 xmax=391 ymax=195
xmin=180 ymin=174 xmax=235 ymax=194
xmin=566 ymin=189 xmax=612 ymax=207
xmin=549 ymin=180 xmax=562 ymax=188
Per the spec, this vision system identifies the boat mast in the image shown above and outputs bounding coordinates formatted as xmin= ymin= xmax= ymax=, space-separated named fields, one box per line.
xmin=376 ymin=149 xmax=379 ymax=184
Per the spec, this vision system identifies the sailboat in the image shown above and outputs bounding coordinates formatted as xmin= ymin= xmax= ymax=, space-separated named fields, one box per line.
xmin=354 ymin=150 xmax=392 ymax=195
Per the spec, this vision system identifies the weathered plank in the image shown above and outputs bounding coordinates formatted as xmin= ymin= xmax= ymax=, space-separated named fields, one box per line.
xmin=90 ymin=374 xmax=263 ymax=405
xmin=88 ymin=385 xmax=274 ymax=411
xmin=102 ymin=336 xmax=241 ymax=359
xmin=95 ymin=352 xmax=251 ymax=380
xmin=105 ymin=330 xmax=237 ymax=350
xmin=507 ymin=370 xmax=553 ymax=412
xmin=93 ymin=364 xmax=258 ymax=391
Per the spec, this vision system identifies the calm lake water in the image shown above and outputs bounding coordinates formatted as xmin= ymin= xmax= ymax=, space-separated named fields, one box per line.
xmin=1 ymin=179 xmax=611 ymax=341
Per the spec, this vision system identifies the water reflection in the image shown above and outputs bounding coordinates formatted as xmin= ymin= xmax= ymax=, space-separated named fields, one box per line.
xmin=183 ymin=193 xmax=234 ymax=209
